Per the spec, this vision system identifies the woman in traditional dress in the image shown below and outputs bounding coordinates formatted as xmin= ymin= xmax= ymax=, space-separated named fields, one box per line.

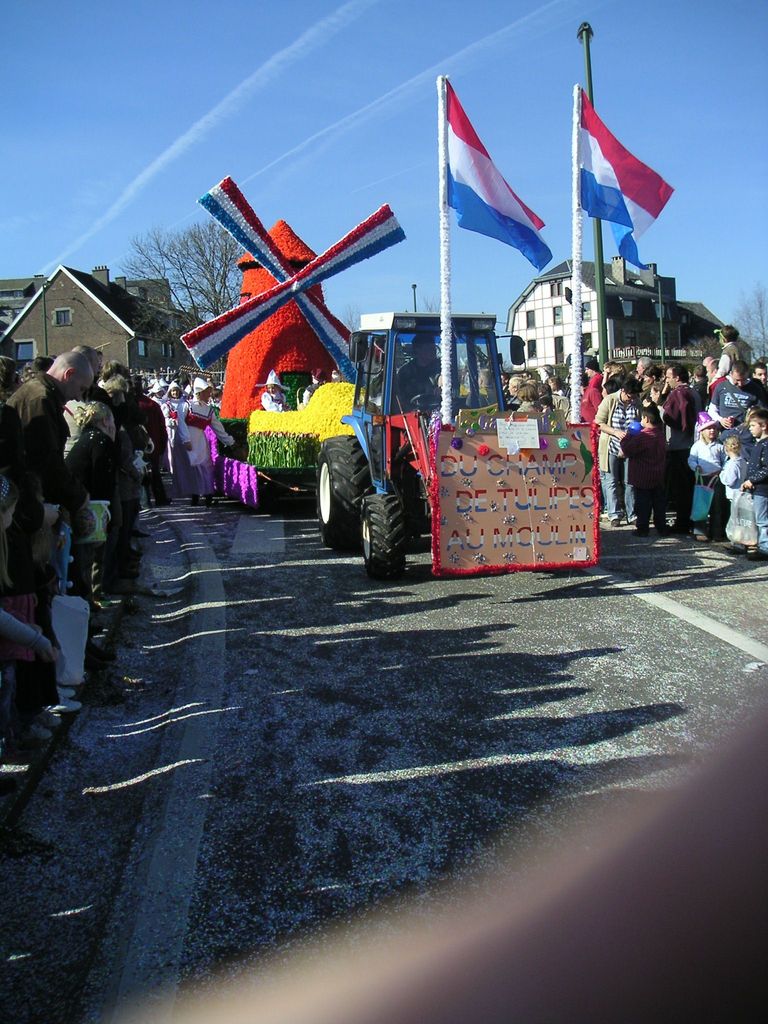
xmin=172 ymin=377 xmax=234 ymax=506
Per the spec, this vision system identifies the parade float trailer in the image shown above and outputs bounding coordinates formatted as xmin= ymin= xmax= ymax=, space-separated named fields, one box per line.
xmin=317 ymin=312 xmax=599 ymax=579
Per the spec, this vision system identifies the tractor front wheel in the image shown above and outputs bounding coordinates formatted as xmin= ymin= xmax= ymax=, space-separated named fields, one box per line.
xmin=317 ymin=436 xmax=370 ymax=550
xmin=361 ymin=493 xmax=407 ymax=579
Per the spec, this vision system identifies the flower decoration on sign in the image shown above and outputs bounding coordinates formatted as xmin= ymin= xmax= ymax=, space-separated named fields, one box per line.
xmin=540 ymin=438 xmax=549 ymax=450
xmin=503 ymin=552 xmax=516 ymax=563
xmin=440 ymin=515 xmax=447 ymax=526
xmin=503 ymin=514 xmax=516 ymax=524
xmin=490 ymin=501 xmax=498 ymax=512
xmin=474 ymin=553 xmax=487 ymax=564
xmin=461 ymin=477 xmax=473 ymax=487
xmin=558 ymin=437 xmax=569 ymax=450
xmin=449 ymin=553 xmax=460 ymax=564
xmin=440 ymin=486 xmax=450 ymax=497
xmin=477 ymin=443 xmax=490 ymax=457
xmin=450 ymin=437 xmax=463 ymax=450
xmin=461 ymin=512 xmax=474 ymax=522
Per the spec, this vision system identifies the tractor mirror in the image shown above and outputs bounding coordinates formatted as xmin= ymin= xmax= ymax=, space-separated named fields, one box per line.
xmin=349 ymin=331 xmax=369 ymax=364
xmin=509 ymin=335 xmax=525 ymax=365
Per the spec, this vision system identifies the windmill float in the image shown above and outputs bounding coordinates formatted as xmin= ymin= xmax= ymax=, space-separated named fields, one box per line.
xmin=180 ymin=177 xmax=405 ymax=506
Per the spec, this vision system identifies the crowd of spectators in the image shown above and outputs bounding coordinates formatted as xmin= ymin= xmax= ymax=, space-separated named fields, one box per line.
xmin=0 ymin=348 xmax=229 ymax=791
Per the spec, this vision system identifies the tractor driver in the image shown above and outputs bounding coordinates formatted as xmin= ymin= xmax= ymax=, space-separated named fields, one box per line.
xmin=396 ymin=336 xmax=441 ymax=411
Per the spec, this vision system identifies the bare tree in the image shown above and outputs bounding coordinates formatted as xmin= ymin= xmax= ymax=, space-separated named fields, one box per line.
xmin=121 ymin=222 xmax=242 ymax=329
xmin=340 ymin=303 xmax=362 ymax=332
xmin=735 ymin=283 xmax=768 ymax=360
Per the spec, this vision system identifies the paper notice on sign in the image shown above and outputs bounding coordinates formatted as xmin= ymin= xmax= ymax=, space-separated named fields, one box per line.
xmin=496 ymin=417 xmax=540 ymax=451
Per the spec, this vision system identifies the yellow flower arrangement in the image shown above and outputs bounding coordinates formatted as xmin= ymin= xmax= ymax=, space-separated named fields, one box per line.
xmin=247 ymin=383 xmax=355 ymax=469
xmin=248 ymin=382 xmax=355 ymax=441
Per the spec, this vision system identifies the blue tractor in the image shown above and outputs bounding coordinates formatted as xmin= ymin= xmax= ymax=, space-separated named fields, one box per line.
xmin=317 ymin=312 xmax=518 ymax=578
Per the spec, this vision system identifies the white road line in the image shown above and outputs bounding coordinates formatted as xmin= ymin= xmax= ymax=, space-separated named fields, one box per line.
xmin=590 ymin=567 xmax=768 ymax=665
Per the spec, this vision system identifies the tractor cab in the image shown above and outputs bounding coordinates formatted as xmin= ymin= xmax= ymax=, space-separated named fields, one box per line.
xmin=350 ymin=312 xmax=506 ymax=419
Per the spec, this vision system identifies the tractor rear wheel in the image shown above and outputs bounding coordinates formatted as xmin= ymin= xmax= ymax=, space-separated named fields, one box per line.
xmin=361 ymin=493 xmax=407 ymax=579
xmin=317 ymin=436 xmax=370 ymax=550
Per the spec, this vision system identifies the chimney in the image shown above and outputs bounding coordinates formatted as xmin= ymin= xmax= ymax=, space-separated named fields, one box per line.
xmin=646 ymin=262 xmax=658 ymax=279
xmin=114 ymin=275 xmax=127 ymax=290
xmin=91 ymin=265 xmax=110 ymax=287
xmin=611 ymin=256 xmax=626 ymax=285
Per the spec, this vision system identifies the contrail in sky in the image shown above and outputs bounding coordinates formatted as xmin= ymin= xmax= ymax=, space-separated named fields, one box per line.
xmin=241 ymin=0 xmax=593 ymax=189
xmin=41 ymin=0 xmax=378 ymax=272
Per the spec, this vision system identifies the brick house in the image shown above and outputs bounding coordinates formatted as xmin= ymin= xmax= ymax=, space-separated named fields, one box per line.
xmin=0 ymin=264 xmax=187 ymax=374
xmin=506 ymin=257 xmax=723 ymax=369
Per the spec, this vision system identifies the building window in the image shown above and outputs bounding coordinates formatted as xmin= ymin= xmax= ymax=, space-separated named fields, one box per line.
xmin=624 ymin=330 xmax=637 ymax=345
xmin=162 ymin=341 xmax=176 ymax=359
xmin=553 ymin=305 xmax=563 ymax=325
xmin=554 ymin=336 xmax=564 ymax=364
xmin=54 ymin=308 xmax=72 ymax=326
xmin=583 ymin=333 xmax=592 ymax=349
xmin=527 ymin=338 xmax=537 ymax=360
xmin=526 ymin=310 xmax=536 ymax=329
xmin=654 ymin=302 xmax=668 ymax=319
xmin=15 ymin=340 xmax=34 ymax=363
xmin=621 ymin=299 xmax=633 ymax=317
xmin=550 ymin=281 xmax=563 ymax=297
xmin=582 ymin=301 xmax=591 ymax=319
xmin=137 ymin=339 xmax=149 ymax=357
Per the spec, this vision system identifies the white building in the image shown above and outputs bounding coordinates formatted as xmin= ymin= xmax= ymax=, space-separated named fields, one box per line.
xmin=506 ymin=257 xmax=722 ymax=369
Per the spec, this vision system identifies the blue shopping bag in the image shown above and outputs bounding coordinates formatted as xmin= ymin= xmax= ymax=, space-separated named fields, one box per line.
xmin=690 ymin=469 xmax=715 ymax=523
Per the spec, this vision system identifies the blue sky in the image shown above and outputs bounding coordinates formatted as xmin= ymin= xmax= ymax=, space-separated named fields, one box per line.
xmin=2 ymin=0 xmax=766 ymax=330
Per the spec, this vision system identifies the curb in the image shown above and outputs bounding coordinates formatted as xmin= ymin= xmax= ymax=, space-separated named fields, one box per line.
xmin=0 ymin=598 xmax=128 ymax=831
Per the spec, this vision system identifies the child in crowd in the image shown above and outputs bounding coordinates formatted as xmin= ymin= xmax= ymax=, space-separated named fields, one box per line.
xmin=619 ymin=404 xmax=668 ymax=537
xmin=741 ymin=408 xmax=768 ymax=561
xmin=688 ymin=412 xmax=727 ymax=542
xmin=0 ymin=475 xmax=57 ymax=774
xmin=720 ymin=436 xmax=753 ymax=554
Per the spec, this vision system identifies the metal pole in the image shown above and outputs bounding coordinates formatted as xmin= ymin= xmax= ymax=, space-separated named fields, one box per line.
xmin=657 ymin=276 xmax=666 ymax=363
xmin=412 ymin=283 xmax=418 ymax=313
xmin=41 ymin=278 xmax=49 ymax=357
xmin=577 ymin=22 xmax=608 ymax=367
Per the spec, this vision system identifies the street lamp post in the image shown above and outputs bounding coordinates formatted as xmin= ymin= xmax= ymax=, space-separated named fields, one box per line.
xmin=34 ymin=274 xmax=50 ymax=356
xmin=577 ymin=22 xmax=609 ymax=367
xmin=657 ymin=276 xmax=666 ymax=363
xmin=411 ymin=284 xmax=418 ymax=313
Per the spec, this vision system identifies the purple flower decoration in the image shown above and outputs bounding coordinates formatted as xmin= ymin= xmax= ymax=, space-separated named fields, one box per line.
xmin=450 ymin=437 xmax=463 ymax=450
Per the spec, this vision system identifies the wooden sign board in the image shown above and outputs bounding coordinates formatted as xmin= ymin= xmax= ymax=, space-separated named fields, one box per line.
xmin=430 ymin=419 xmax=599 ymax=576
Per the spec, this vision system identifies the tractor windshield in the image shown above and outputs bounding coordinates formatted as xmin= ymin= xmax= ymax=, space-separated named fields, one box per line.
xmin=390 ymin=326 xmax=499 ymax=415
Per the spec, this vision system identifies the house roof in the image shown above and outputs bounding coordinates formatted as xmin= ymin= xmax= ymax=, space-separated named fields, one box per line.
xmin=5 ymin=265 xmax=136 ymax=338
xmin=676 ymin=301 xmax=722 ymax=327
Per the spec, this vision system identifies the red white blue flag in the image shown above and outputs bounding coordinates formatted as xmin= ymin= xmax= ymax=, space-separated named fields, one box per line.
xmin=578 ymin=88 xmax=674 ymax=268
xmin=446 ymin=81 xmax=551 ymax=271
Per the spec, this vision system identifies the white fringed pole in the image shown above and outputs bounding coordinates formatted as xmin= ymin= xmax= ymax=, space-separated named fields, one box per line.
xmin=437 ymin=75 xmax=453 ymax=426
xmin=570 ymin=84 xmax=584 ymax=422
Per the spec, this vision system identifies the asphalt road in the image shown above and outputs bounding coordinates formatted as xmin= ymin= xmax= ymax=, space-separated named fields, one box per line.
xmin=1 ymin=498 xmax=766 ymax=1023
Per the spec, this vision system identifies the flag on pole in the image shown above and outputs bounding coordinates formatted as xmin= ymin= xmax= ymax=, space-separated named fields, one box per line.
xmin=445 ymin=81 xmax=552 ymax=271
xmin=577 ymin=88 xmax=673 ymax=268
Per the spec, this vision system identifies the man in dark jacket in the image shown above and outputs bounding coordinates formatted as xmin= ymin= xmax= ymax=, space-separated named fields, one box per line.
xmin=662 ymin=363 xmax=697 ymax=533
xmin=7 ymin=350 xmax=94 ymax=516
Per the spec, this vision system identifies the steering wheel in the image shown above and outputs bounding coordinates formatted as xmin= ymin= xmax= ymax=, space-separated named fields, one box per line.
xmin=411 ymin=390 xmax=441 ymax=411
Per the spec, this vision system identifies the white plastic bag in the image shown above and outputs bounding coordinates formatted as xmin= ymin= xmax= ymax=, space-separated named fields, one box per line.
xmin=52 ymin=595 xmax=90 ymax=686
xmin=726 ymin=492 xmax=758 ymax=546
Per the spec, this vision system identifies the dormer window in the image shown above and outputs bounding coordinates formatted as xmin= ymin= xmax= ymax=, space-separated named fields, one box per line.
xmin=621 ymin=299 xmax=633 ymax=317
